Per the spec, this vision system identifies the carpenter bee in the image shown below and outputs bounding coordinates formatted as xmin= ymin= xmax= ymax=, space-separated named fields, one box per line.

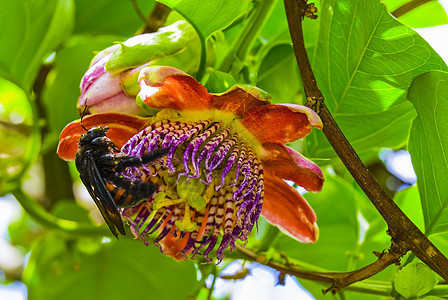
xmin=75 ymin=125 xmax=168 ymax=238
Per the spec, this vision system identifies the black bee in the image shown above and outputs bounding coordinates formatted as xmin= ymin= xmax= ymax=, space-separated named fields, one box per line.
xmin=75 ymin=125 xmax=168 ymax=238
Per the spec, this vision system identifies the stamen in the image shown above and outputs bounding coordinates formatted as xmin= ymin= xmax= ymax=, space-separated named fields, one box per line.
xmin=196 ymin=188 xmax=226 ymax=261
xmin=180 ymin=122 xmax=222 ymax=179
xmin=216 ymin=140 xmax=240 ymax=189
xmin=166 ymin=120 xmax=212 ymax=173
xmin=201 ymin=127 xmax=231 ymax=169
xmin=121 ymin=120 xmax=168 ymax=153
xmin=231 ymin=141 xmax=246 ymax=186
xmin=127 ymin=121 xmax=175 ymax=156
xmin=161 ymin=123 xmax=189 ymax=148
xmin=207 ymin=134 xmax=238 ymax=171
xmin=188 ymin=122 xmax=222 ymax=179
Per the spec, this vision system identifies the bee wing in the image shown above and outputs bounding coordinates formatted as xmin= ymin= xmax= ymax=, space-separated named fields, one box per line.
xmin=81 ymin=155 xmax=126 ymax=237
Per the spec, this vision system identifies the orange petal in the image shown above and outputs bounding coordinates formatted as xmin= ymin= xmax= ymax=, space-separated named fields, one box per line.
xmin=159 ymin=231 xmax=190 ymax=261
xmin=261 ymin=143 xmax=324 ymax=192
xmin=281 ymin=103 xmax=323 ymax=129
xmin=138 ymin=66 xmax=212 ymax=111
xmin=57 ymin=113 xmax=149 ymax=161
xmin=262 ymin=172 xmax=318 ymax=243
xmin=158 ymin=205 xmax=210 ymax=260
xmin=241 ymin=104 xmax=322 ymax=144
xmin=210 ymin=85 xmax=270 ymax=117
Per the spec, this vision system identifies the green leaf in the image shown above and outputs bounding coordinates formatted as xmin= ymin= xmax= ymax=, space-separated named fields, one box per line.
xmin=394 ymin=262 xmax=438 ymax=299
xmin=382 ymin=0 xmax=448 ymax=28
xmin=74 ymin=0 xmax=155 ymax=36
xmin=360 ymin=186 xmax=425 ymax=246
xmin=408 ymin=70 xmax=448 ymax=235
xmin=0 ymin=0 xmax=74 ymax=91
xmin=24 ymin=235 xmax=198 ymax=300
xmin=159 ymin=0 xmax=250 ymax=39
xmin=258 ymin=0 xmax=291 ymax=45
xmin=393 ymin=186 xmax=425 ymax=232
xmin=205 ymin=70 xmax=237 ymax=93
xmin=307 ymin=0 xmax=447 ymax=159
xmin=257 ymin=45 xmax=302 ymax=103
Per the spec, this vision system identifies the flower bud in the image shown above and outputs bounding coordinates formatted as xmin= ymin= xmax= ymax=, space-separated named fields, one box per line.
xmin=78 ymin=21 xmax=203 ymax=116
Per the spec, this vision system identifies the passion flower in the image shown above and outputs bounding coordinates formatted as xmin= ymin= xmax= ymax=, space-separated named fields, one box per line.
xmin=58 ymin=66 xmax=324 ymax=261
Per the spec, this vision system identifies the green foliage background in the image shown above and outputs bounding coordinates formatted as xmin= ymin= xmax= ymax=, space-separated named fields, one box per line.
xmin=0 ymin=0 xmax=448 ymax=299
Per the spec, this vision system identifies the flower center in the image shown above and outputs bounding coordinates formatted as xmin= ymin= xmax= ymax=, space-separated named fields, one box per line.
xmin=120 ymin=117 xmax=264 ymax=261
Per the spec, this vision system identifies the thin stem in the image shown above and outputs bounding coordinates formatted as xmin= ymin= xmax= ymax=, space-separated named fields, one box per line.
xmin=428 ymin=283 xmax=448 ymax=297
xmin=256 ymin=225 xmax=280 ymax=252
xmin=283 ymin=0 xmax=448 ymax=286
xmin=219 ymin=0 xmax=277 ymax=75
xmin=196 ymin=34 xmax=207 ymax=83
xmin=12 ymin=188 xmax=111 ymax=237
xmin=207 ymin=272 xmax=217 ymax=300
xmin=130 ymin=0 xmax=148 ymax=24
xmin=235 ymin=244 xmax=395 ymax=295
xmin=141 ymin=2 xmax=171 ymax=34
xmin=391 ymin=0 xmax=432 ymax=18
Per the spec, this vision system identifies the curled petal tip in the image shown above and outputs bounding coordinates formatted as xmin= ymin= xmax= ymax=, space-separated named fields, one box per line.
xmin=281 ymin=104 xmax=323 ymax=129
xmin=241 ymin=104 xmax=320 ymax=144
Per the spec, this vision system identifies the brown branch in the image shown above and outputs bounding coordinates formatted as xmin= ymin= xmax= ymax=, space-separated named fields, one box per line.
xmin=283 ymin=0 xmax=448 ymax=286
xmin=142 ymin=2 xmax=171 ymax=34
xmin=236 ymin=243 xmax=401 ymax=293
xmin=132 ymin=2 xmax=171 ymax=35
xmin=391 ymin=0 xmax=432 ymax=18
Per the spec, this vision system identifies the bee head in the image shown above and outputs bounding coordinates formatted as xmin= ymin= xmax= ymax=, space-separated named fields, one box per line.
xmin=78 ymin=126 xmax=109 ymax=146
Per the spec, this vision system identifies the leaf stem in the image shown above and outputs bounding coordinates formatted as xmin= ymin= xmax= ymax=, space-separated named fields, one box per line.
xmin=283 ymin=0 xmax=448 ymax=288
xmin=219 ymin=0 xmax=277 ymax=75
xmin=391 ymin=0 xmax=432 ymax=18
xmin=174 ymin=14 xmax=207 ymax=82
xmin=196 ymin=34 xmax=207 ymax=82
xmin=207 ymin=270 xmax=217 ymax=300
xmin=12 ymin=188 xmax=111 ymax=237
